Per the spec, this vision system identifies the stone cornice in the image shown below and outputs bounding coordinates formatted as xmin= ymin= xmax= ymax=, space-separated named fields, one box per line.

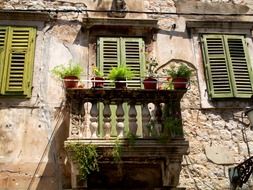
xmin=0 ymin=10 xmax=50 ymax=21
xmin=186 ymin=21 xmax=253 ymax=29
xmin=65 ymin=139 xmax=189 ymax=159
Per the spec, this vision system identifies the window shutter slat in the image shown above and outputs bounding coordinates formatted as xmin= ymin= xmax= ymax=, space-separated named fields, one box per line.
xmin=98 ymin=37 xmax=120 ymax=88
xmin=1 ymin=27 xmax=36 ymax=96
xmin=225 ymin=35 xmax=253 ymax=98
xmin=202 ymin=34 xmax=233 ymax=98
xmin=0 ymin=28 xmax=7 ymax=48
xmin=6 ymin=52 xmax=26 ymax=92
xmin=121 ymin=38 xmax=145 ymax=89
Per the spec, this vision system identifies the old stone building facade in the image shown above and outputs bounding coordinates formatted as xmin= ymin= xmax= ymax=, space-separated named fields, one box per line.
xmin=1 ymin=0 xmax=253 ymax=189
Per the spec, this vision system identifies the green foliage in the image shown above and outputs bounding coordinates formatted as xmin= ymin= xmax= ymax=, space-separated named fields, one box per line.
xmin=66 ymin=143 xmax=99 ymax=180
xmin=126 ymin=133 xmax=137 ymax=146
xmin=51 ymin=61 xmax=83 ymax=79
xmin=92 ymin=66 xmax=103 ymax=77
xmin=112 ymin=138 xmax=122 ymax=162
xmin=163 ymin=117 xmax=183 ymax=137
xmin=166 ymin=64 xmax=192 ymax=79
xmin=108 ymin=66 xmax=133 ymax=81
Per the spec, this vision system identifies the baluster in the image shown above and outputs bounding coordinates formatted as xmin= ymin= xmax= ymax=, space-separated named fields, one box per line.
xmin=142 ymin=103 xmax=151 ymax=137
xmin=69 ymin=99 xmax=85 ymax=139
xmin=129 ymin=103 xmax=137 ymax=136
xmin=116 ymin=102 xmax=125 ymax=138
xmin=155 ymin=102 xmax=162 ymax=136
xmin=89 ymin=102 xmax=98 ymax=138
xmin=103 ymin=102 xmax=112 ymax=139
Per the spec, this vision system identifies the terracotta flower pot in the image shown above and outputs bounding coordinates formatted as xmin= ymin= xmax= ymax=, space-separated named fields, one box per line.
xmin=143 ymin=77 xmax=157 ymax=89
xmin=92 ymin=77 xmax=104 ymax=88
xmin=63 ymin=76 xmax=79 ymax=88
xmin=172 ymin=77 xmax=188 ymax=89
xmin=115 ymin=78 xmax=127 ymax=89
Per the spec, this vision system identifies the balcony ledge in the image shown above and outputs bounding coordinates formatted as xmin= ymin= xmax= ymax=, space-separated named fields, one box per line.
xmin=65 ymin=138 xmax=189 ymax=159
xmin=66 ymin=88 xmax=186 ymax=103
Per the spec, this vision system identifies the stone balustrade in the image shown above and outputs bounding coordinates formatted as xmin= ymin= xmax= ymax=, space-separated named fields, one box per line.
xmin=66 ymin=88 xmax=186 ymax=140
xmin=65 ymin=88 xmax=189 ymax=189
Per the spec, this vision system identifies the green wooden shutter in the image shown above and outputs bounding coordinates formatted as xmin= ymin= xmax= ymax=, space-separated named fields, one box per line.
xmin=202 ymin=34 xmax=233 ymax=98
xmin=98 ymin=37 xmax=120 ymax=88
xmin=121 ymin=38 xmax=145 ymax=89
xmin=1 ymin=26 xmax=36 ymax=97
xmin=0 ymin=27 xmax=8 ymax=91
xmin=98 ymin=37 xmax=145 ymax=89
xmin=97 ymin=37 xmax=120 ymax=136
xmin=224 ymin=35 xmax=253 ymax=98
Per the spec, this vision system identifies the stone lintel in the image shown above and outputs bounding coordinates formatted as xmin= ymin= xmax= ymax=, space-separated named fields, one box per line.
xmin=83 ymin=17 xmax=158 ymax=29
xmin=186 ymin=21 xmax=253 ymax=29
xmin=0 ymin=10 xmax=50 ymax=21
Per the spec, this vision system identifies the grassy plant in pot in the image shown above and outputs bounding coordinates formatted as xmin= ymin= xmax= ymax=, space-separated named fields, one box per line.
xmin=143 ymin=57 xmax=158 ymax=90
xmin=52 ymin=62 xmax=83 ymax=88
xmin=166 ymin=64 xmax=192 ymax=89
xmin=108 ymin=66 xmax=133 ymax=89
xmin=91 ymin=66 xmax=104 ymax=88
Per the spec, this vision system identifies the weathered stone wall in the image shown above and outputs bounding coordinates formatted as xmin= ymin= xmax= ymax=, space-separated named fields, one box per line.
xmin=145 ymin=1 xmax=253 ymax=189
xmin=1 ymin=0 xmax=253 ymax=189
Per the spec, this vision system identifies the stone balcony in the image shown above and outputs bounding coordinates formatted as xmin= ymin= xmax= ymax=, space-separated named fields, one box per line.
xmin=64 ymin=88 xmax=189 ymax=189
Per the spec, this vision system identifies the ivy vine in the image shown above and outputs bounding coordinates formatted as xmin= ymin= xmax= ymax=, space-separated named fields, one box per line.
xmin=66 ymin=143 xmax=99 ymax=180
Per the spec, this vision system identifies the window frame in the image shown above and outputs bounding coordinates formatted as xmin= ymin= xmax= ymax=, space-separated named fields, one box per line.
xmin=0 ymin=26 xmax=36 ymax=98
xmin=97 ymin=37 xmax=146 ymax=89
xmin=201 ymin=33 xmax=253 ymax=99
xmin=186 ymin=21 xmax=253 ymax=108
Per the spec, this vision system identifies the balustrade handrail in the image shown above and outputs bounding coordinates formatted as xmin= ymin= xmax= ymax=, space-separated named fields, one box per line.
xmin=66 ymin=88 xmax=186 ymax=103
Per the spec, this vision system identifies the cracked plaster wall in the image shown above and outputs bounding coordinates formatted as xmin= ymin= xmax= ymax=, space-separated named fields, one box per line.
xmin=1 ymin=0 xmax=253 ymax=190
xmin=0 ymin=17 xmax=86 ymax=189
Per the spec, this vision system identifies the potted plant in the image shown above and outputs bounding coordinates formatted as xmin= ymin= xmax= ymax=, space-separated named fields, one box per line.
xmin=108 ymin=66 xmax=133 ymax=89
xmin=91 ymin=66 xmax=104 ymax=88
xmin=143 ymin=57 xmax=158 ymax=90
xmin=166 ymin=64 xmax=192 ymax=89
xmin=51 ymin=62 xmax=83 ymax=88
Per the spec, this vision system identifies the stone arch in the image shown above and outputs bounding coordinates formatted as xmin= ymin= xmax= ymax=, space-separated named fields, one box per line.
xmin=155 ymin=58 xmax=197 ymax=73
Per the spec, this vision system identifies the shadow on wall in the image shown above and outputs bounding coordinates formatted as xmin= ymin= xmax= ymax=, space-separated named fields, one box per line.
xmin=27 ymin=103 xmax=72 ymax=190
xmin=158 ymin=28 xmax=190 ymax=39
xmin=31 ymin=22 xmax=90 ymax=190
xmin=26 ymin=23 xmax=88 ymax=190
